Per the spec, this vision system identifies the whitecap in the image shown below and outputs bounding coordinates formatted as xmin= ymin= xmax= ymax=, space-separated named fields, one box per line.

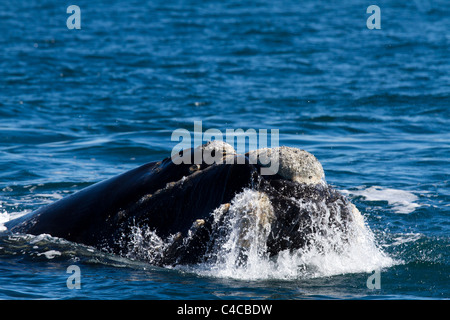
xmin=0 ymin=205 xmax=32 ymax=232
xmin=341 ymin=186 xmax=421 ymax=214
xmin=37 ymin=250 xmax=62 ymax=259
xmin=0 ymin=212 xmax=9 ymax=232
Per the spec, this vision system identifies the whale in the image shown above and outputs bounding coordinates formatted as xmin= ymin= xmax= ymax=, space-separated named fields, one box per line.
xmin=5 ymin=141 xmax=363 ymax=266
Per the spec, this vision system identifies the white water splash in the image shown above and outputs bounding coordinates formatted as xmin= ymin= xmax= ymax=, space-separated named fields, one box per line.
xmin=2 ymin=187 xmax=395 ymax=281
xmin=0 ymin=202 xmax=31 ymax=232
xmin=202 ymin=190 xmax=275 ymax=279
xmin=187 ymin=189 xmax=395 ymax=280
xmin=0 ymin=212 xmax=9 ymax=233
xmin=37 ymin=250 xmax=62 ymax=259
xmin=123 ymin=225 xmax=172 ymax=263
xmin=341 ymin=186 xmax=420 ymax=214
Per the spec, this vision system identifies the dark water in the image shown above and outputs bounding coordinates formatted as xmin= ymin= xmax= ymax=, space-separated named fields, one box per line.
xmin=0 ymin=0 xmax=449 ymax=299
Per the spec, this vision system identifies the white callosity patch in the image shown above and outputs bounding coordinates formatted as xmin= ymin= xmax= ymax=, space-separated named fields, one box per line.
xmin=172 ymin=140 xmax=237 ymax=165
xmin=201 ymin=140 xmax=237 ymax=157
xmin=247 ymin=146 xmax=325 ymax=184
xmin=201 ymin=140 xmax=237 ymax=165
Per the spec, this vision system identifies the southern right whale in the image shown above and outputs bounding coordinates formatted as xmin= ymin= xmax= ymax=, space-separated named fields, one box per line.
xmin=5 ymin=141 xmax=364 ymax=266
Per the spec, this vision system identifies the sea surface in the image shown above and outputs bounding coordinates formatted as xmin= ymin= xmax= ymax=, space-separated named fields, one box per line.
xmin=0 ymin=0 xmax=449 ymax=300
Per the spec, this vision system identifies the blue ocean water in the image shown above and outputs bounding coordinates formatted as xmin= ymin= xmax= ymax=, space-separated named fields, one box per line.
xmin=0 ymin=0 xmax=449 ymax=299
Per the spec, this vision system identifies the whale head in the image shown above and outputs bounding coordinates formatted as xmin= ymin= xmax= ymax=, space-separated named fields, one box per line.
xmin=6 ymin=141 xmax=363 ymax=268
xmin=126 ymin=142 xmax=362 ymax=266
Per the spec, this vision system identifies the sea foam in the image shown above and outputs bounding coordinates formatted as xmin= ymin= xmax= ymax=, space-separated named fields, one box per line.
xmin=341 ymin=186 xmax=421 ymax=214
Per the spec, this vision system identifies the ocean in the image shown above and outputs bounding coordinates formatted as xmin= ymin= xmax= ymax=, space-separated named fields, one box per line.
xmin=0 ymin=0 xmax=449 ymax=300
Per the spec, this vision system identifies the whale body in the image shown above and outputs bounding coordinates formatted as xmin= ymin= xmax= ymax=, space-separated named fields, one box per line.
xmin=5 ymin=141 xmax=363 ymax=266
